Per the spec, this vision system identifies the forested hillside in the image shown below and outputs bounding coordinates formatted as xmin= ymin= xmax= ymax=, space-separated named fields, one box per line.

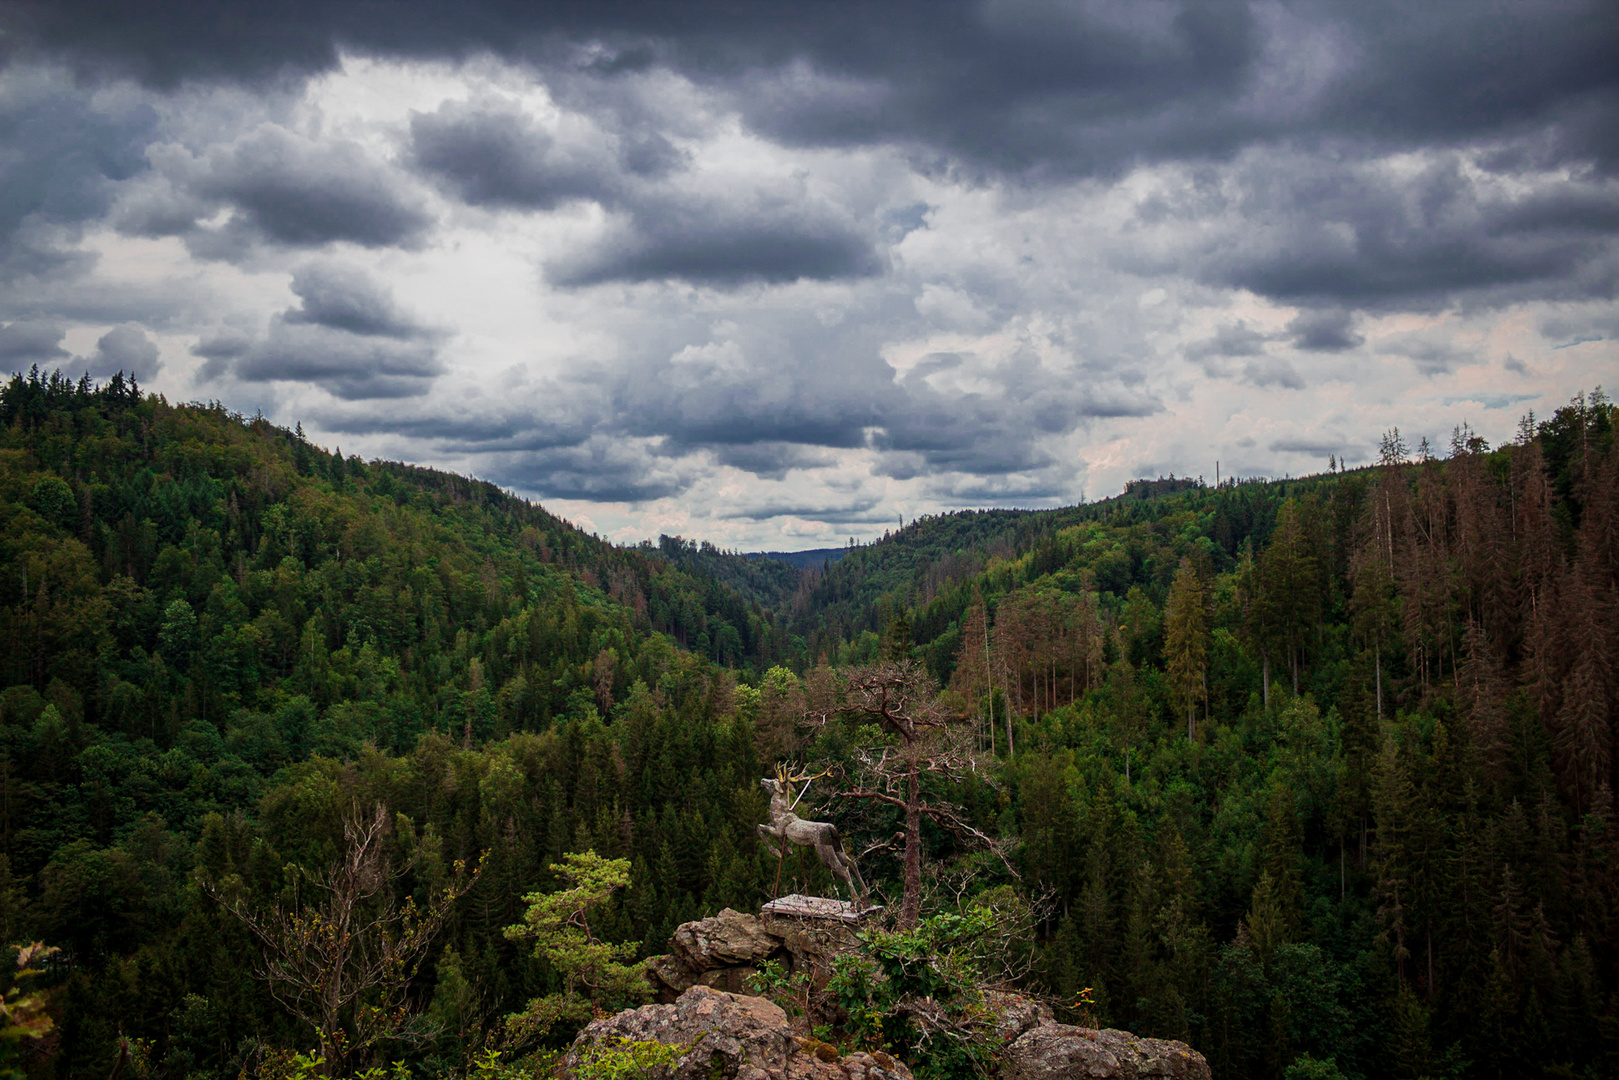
xmin=0 ymin=369 xmax=796 ymax=1077
xmin=773 ymin=392 xmax=1619 ymax=1079
xmin=2 ymin=370 xmax=1615 ymax=1080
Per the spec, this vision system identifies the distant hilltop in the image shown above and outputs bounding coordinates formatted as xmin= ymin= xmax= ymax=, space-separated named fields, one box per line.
xmin=746 ymin=547 xmax=849 ymax=569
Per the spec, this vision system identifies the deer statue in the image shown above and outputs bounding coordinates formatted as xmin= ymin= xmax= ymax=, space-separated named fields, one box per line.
xmin=758 ymin=766 xmax=870 ymax=909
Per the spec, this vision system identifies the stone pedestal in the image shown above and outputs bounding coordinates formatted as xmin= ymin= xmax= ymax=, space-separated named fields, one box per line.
xmin=759 ymin=894 xmax=880 ymax=981
xmin=760 ymin=894 xmax=882 ymax=923
xmin=646 ymin=898 xmax=883 ymax=1001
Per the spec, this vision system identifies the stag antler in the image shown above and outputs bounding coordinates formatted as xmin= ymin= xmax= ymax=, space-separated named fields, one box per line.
xmin=773 ymin=762 xmax=832 ymax=810
xmin=773 ymin=761 xmax=828 ymax=785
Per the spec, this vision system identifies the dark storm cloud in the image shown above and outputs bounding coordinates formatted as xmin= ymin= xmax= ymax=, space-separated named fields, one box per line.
xmin=1309 ymin=2 xmax=1619 ymax=169
xmin=313 ymin=404 xmax=668 ymax=500
xmin=193 ymin=128 xmax=432 ymax=250
xmin=7 ymin=1 xmax=1615 ymax=306
xmin=116 ymin=127 xmax=433 ymax=256
xmin=79 ymin=322 xmax=161 ymax=379
xmin=0 ymin=69 xmax=155 ymax=281
xmin=862 ymin=353 xmax=1160 ymax=480
xmin=408 ymin=96 xmax=877 ymax=286
xmin=486 ymin=439 xmax=687 ymax=502
xmin=1240 ymin=358 xmax=1305 ymax=390
xmin=225 ymin=264 xmax=447 ymax=398
xmin=1383 ymin=337 xmax=1472 ymax=378
xmin=192 ymin=330 xmax=252 ymax=360
xmin=0 ymin=78 xmax=152 ymax=234
xmin=924 ymin=475 xmax=1069 ymax=505
xmin=619 ymin=367 xmax=882 ymax=453
xmin=1540 ymin=306 xmax=1619 ymax=345
xmin=548 ymin=193 xmax=881 ymax=287
xmin=192 ymin=328 xmax=251 ymax=379
xmin=709 ymin=442 xmax=836 ymax=480
xmin=720 ymin=495 xmax=884 ymax=524
xmin=12 ymin=2 xmax=1615 ymax=172
xmin=1186 ymin=323 xmax=1268 ymax=360
xmin=1270 ymin=436 xmax=1344 ymax=456
xmin=0 ymin=319 xmax=68 ymax=362
xmin=4 ymin=0 xmax=1614 ymax=517
xmin=409 ymin=96 xmax=678 ymax=209
xmin=284 ymin=263 xmax=428 ymax=338
xmin=1442 ymin=393 xmax=1539 ymax=412
xmin=309 ymin=315 xmax=1138 ymax=501
xmin=1143 ymin=151 xmax=1619 ymax=311
xmin=1287 ymin=308 xmax=1362 ymax=352
xmin=234 ymin=323 xmax=442 ymax=399
xmin=316 ymin=409 xmax=592 ymax=452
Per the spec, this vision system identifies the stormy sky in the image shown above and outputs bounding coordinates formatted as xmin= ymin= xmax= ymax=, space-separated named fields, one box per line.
xmin=2 ymin=2 xmax=1615 ymax=547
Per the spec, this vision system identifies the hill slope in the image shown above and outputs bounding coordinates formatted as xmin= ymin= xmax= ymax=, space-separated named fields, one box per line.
xmin=5 ymin=370 xmax=1616 ymax=1080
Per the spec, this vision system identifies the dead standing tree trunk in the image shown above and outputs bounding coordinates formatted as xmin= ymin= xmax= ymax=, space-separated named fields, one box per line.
xmin=209 ymin=804 xmax=481 ymax=1075
xmin=838 ymin=661 xmax=1013 ymax=929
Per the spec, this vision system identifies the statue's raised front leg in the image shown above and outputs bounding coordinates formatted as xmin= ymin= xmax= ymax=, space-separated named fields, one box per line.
xmin=822 ymin=842 xmax=868 ymax=908
xmin=814 ymin=841 xmax=852 ymax=899
xmin=843 ymin=853 xmax=869 ymax=907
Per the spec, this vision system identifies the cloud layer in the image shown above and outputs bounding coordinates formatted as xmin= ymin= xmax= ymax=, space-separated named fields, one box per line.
xmin=0 ymin=1 xmax=1614 ymax=545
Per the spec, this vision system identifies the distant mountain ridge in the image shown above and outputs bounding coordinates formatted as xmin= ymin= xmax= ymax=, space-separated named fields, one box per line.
xmin=745 ymin=547 xmax=848 ymax=569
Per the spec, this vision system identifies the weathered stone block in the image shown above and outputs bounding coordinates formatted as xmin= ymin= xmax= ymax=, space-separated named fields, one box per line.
xmin=1000 ymin=1022 xmax=1211 ymax=1080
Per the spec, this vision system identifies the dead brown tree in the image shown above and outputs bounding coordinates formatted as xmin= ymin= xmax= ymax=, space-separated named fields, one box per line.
xmin=208 ymin=804 xmax=481 ymax=1075
xmin=836 ymin=660 xmax=1015 ymax=928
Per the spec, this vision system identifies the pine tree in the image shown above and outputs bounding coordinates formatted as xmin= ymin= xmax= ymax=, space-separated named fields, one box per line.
xmin=950 ymin=590 xmax=994 ymax=752
xmin=1552 ymin=561 xmax=1612 ymax=814
xmin=1257 ymin=500 xmax=1325 ymax=696
xmin=1372 ymin=730 xmax=1413 ymax=982
xmin=1458 ymin=620 xmax=1510 ymax=786
xmin=1164 ymin=559 xmax=1210 ymax=741
xmin=1261 ymin=785 xmax=1305 ymax=938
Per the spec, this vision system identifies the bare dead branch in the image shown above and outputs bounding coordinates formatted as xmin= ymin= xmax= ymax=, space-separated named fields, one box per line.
xmin=206 ymin=802 xmax=483 ymax=1075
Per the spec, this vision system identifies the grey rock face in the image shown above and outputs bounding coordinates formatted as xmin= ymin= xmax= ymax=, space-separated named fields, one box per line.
xmin=559 ymin=985 xmax=913 ymax=1080
xmin=671 ymin=907 xmax=784 ymax=971
xmin=982 ymin=991 xmax=1054 ymax=1044
xmin=1000 ymin=1022 xmax=1211 ymax=1080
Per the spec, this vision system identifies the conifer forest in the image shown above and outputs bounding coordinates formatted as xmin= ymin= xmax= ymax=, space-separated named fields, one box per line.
xmin=1 ymin=368 xmax=1616 ymax=1080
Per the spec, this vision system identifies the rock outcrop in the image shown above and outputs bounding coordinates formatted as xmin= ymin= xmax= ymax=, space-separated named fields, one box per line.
xmin=1000 ymin=1022 xmax=1211 ymax=1080
xmin=621 ymin=909 xmax=1212 ymax=1080
xmin=649 ymin=904 xmax=865 ymax=1000
xmin=560 ymin=985 xmax=912 ymax=1080
xmin=673 ymin=908 xmax=783 ymax=969
xmin=982 ymin=991 xmax=1054 ymax=1044
xmin=648 ymin=907 xmax=787 ymax=996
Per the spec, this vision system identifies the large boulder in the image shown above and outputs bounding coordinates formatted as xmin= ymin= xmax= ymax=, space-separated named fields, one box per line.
xmin=1000 ymin=1022 xmax=1211 ymax=1080
xmin=559 ymin=985 xmax=912 ymax=1080
xmin=983 ymin=991 xmax=1054 ymax=1044
xmin=651 ymin=904 xmax=870 ymax=1000
xmin=651 ymin=909 xmax=788 ymax=999
xmin=672 ymin=908 xmax=784 ymax=971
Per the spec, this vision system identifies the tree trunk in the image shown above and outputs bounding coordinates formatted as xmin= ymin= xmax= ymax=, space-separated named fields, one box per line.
xmin=1263 ymin=653 xmax=1271 ymax=706
xmin=985 ymin=616 xmax=995 ymax=756
xmin=902 ymin=762 xmax=922 ymax=929
xmin=1375 ymin=646 xmax=1383 ymax=720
